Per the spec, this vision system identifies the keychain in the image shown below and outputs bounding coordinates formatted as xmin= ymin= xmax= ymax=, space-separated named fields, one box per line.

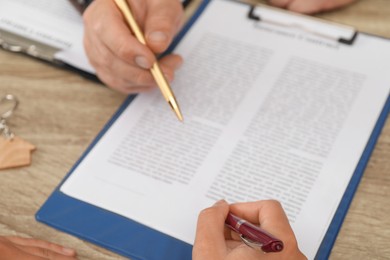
xmin=0 ymin=94 xmax=36 ymax=170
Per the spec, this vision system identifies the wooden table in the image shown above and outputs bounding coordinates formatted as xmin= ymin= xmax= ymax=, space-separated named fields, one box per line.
xmin=1 ymin=0 xmax=389 ymax=259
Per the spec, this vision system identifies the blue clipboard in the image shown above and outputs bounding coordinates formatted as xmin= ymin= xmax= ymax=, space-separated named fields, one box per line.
xmin=36 ymin=1 xmax=211 ymax=259
xmin=36 ymin=0 xmax=390 ymax=259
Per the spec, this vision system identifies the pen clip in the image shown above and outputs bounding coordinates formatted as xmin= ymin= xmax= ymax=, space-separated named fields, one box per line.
xmin=240 ymin=234 xmax=263 ymax=251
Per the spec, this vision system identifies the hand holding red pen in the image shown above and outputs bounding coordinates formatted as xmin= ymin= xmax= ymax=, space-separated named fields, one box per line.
xmin=193 ymin=200 xmax=307 ymax=260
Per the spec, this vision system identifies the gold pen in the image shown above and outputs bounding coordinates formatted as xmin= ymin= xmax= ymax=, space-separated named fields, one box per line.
xmin=114 ymin=0 xmax=183 ymax=122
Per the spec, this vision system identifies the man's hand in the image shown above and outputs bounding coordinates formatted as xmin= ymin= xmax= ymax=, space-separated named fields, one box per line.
xmin=0 ymin=236 xmax=77 ymax=259
xmin=193 ymin=200 xmax=307 ymax=260
xmin=83 ymin=0 xmax=184 ymax=93
xmin=269 ymin=0 xmax=356 ymax=14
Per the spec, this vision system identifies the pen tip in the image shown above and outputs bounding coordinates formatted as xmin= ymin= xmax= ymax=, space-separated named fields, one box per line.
xmin=177 ymin=112 xmax=184 ymax=122
xmin=168 ymin=99 xmax=183 ymax=122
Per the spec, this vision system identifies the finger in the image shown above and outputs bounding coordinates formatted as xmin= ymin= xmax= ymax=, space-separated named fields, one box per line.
xmin=84 ymin=0 xmax=156 ymax=69
xmin=144 ymin=0 xmax=184 ymax=53
xmin=268 ymin=0 xmax=294 ymax=8
xmin=95 ymin=68 xmax=155 ymax=94
xmin=100 ymin=53 xmax=182 ymax=91
xmin=103 ymin=56 xmax=156 ymax=86
xmin=100 ymin=53 xmax=182 ymax=92
xmin=193 ymin=200 xmax=229 ymax=260
xmin=286 ymin=0 xmax=324 ymax=14
xmin=126 ymin=0 xmax=147 ymax=28
xmin=159 ymin=54 xmax=183 ymax=71
xmin=158 ymin=54 xmax=183 ymax=82
xmin=5 ymin=236 xmax=76 ymax=257
xmin=287 ymin=0 xmax=355 ymax=14
xmin=0 ymin=237 xmax=44 ymax=260
xmin=14 ymin=245 xmax=77 ymax=260
xmin=229 ymin=200 xmax=294 ymax=240
xmin=85 ymin=28 xmax=157 ymax=92
xmin=83 ymin=28 xmax=114 ymax=72
xmin=231 ymin=201 xmax=307 ymax=258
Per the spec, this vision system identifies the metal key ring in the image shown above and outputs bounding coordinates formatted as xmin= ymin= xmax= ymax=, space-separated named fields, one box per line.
xmin=0 ymin=94 xmax=19 ymax=119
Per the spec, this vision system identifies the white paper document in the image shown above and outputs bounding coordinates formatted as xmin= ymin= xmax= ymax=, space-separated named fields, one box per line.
xmin=0 ymin=0 xmax=94 ymax=73
xmin=60 ymin=0 xmax=390 ymax=259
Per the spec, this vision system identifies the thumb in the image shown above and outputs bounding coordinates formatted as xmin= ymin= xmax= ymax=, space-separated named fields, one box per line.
xmin=144 ymin=0 xmax=184 ymax=54
xmin=193 ymin=200 xmax=229 ymax=260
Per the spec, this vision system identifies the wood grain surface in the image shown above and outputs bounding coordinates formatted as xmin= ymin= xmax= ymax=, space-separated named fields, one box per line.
xmin=0 ymin=1 xmax=389 ymax=259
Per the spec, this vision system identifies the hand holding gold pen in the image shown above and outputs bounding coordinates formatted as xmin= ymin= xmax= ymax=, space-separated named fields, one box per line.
xmin=114 ymin=0 xmax=183 ymax=121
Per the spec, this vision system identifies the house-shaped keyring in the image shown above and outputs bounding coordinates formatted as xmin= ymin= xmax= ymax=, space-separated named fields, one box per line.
xmin=0 ymin=136 xmax=36 ymax=170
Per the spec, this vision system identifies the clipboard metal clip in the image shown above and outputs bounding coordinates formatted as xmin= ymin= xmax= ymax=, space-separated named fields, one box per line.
xmin=0 ymin=29 xmax=62 ymax=63
xmin=247 ymin=5 xmax=358 ymax=45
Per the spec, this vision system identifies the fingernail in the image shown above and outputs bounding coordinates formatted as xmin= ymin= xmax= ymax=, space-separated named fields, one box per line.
xmin=135 ymin=56 xmax=151 ymax=69
xmin=61 ymin=247 xmax=76 ymax=255
xmin=149 ymin=31 xmax=168 ymax=43
xmin=214 ymin=199 xmax=226 ymax=206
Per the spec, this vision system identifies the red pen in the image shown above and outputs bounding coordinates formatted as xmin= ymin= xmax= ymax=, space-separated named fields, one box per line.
xmin=225 ymin=212 xmax=284 ymax=253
